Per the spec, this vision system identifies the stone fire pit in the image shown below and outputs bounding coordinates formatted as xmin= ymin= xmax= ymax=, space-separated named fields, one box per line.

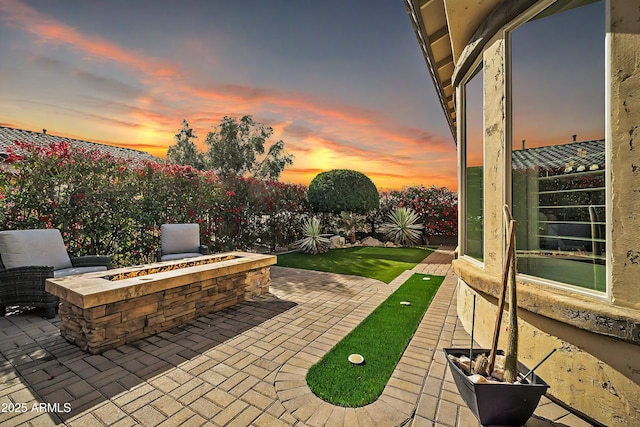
xmin=46 ymin=252 xmax=276 ymax=354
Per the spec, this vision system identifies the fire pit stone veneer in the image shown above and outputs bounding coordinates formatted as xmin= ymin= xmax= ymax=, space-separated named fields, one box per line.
xmin=46 ymin=252 xmax=276 ymax=354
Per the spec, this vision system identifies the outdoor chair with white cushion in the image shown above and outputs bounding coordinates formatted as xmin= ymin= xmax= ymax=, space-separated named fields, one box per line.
xmin=0 ymin=229 xmax=112 ymax=318
xmin=156 ymin=223 xmax=211 ymax=262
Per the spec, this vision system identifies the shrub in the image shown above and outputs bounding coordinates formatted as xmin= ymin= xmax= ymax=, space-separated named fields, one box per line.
xmin=0 ymin=140 xmax=309 ymax=265
xmin=207 ymin=173 xmax=309 ymax=252
xmin=1 ymin=141 xmax=457 ymax=261
xmin=383 ymin=207 xmax=424 ymax=246
xmin=0 ymin=141 xmax=225 ymax=266
xmin=307 ymin=169 xmax=379 ymax=214
xmin=297 ymin=217 xmax=330 ymax=254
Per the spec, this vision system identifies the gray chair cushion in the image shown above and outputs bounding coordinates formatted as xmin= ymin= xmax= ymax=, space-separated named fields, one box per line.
xmin=160 ymin=252 xmax=203 ymax=262
xmin=161 ymin=224 xmax=201 ymax=255
xmin=0 ymin=229 xmax=73 ymax=270
xmin=54 ymin=265 xmax=108 ymax=278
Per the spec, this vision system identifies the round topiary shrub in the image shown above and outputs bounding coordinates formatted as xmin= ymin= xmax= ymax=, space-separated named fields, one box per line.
xmin=307 ymin=169 xmax=379 ymax=214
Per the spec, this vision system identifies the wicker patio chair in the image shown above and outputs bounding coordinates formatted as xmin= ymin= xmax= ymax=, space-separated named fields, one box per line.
xmin=156 ymin=223 xmax=211 ymax=262
xmin=0 ymin=229 xmax=112 ymax=319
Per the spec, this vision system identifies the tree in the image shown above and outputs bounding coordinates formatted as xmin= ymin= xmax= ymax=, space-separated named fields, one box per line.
xmin=204 ymin=115 xmax=294 ymax=180
xmin=307 ymin=169 xmax=379 ymax=214
xmin=166 ymin=119 xmax=206 ymax=169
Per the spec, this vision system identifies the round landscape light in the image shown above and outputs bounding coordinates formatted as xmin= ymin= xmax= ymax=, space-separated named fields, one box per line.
xmin=348 ymin=354 xmax=365 ymax=365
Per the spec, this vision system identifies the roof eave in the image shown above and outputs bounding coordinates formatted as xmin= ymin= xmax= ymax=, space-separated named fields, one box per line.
xmin=404 ymin=0 xmax=457 ymax=143
xmin=405 ymin=0 xmax=543 ymax=146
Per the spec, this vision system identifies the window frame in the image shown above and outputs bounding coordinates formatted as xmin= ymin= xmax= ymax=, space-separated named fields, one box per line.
xmin=504 ymin=0 xmax=611 ymax=299
xmin=459 ymin=58 xmax=485 ymax=264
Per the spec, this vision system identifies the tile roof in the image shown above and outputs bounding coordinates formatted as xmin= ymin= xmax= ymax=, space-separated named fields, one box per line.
xmin=511 ymin=139 xmax=605 ymax=174
xmin=0 ymin=126 xmax=158 ymax=162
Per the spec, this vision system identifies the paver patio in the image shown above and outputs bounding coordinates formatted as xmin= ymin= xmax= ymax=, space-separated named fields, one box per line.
xmin=0 ymin=247 xmax=596 ymax=426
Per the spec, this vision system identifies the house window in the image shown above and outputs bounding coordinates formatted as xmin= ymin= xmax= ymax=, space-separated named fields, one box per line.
xmin=510 ymin=0 xmax=605 ymax=291
xmin=464 ymin=64 xmax=483 ymax=261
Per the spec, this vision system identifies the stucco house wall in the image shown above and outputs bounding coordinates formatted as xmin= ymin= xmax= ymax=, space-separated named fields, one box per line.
xmin=407 ymin=0 xmax=640 ymax=425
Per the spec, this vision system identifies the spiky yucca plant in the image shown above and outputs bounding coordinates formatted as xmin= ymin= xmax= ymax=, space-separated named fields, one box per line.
xmin=297 ymin=217 xmax=331 ymax=254
xmin=383 ymin=207 xmax=424 ymax=246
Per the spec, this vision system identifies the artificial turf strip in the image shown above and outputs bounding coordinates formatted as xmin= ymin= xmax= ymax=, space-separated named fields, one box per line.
xmin=306 ymin=273 xmax=444 ymax=407
xmin=276 ymin=246 xmax=433 ymax=284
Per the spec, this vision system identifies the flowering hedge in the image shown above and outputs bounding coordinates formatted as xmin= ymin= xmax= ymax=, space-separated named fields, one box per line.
xmin=0 ymin=141 xmax=308 ymax=266
xmin=0 ymin=141 xmax=456 ymax=264
xmin=206 ymin=173 xmax=309 ymax=252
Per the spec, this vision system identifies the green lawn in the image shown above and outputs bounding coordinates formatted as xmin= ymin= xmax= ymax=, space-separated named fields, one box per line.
xmin=306 ymin=273 xmax=443 ymax=407
xmin=276 ymin=246 xmax=433 ymax=284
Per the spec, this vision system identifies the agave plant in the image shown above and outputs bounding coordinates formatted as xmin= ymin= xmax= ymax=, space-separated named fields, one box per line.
xmin=297 ymin=217 xmax=331 ymax=254
xmin=383 ymin=207 xmax=424 ymax=246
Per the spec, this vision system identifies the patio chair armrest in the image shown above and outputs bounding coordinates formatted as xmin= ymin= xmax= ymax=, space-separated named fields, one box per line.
xmin=199 ymin=245 xmax=211 ymax=255
xmin=70 ymin=255 xmax=112 ymax=269
xmin=156 ymin=248 xmax=162 ymax=262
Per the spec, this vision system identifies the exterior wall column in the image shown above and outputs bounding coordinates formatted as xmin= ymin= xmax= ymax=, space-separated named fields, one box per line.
xmin=456 ymin=34 xmax=508 ymax=356
xmin=482 ymin=36 xmax=507 ymax=276
xmin=610 ymin=0 xmax=640 ymax=309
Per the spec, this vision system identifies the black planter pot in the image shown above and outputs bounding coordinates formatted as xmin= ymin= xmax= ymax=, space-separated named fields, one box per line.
xmin=444 ymin=348 xmax=550 ymax=427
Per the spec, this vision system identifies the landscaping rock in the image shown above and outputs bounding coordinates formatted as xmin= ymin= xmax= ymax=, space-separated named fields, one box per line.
xmin=361 ymin=236 xmax=383 ymax=247
xmin=385 ymin=241 xmax=396 ymax=248
xmin=329 ymin=235 xmax=346 ymax=249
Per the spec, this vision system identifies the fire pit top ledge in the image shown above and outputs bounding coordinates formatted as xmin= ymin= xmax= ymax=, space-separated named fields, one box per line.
xmin=46 ymin=251 xmax=276 ymax=309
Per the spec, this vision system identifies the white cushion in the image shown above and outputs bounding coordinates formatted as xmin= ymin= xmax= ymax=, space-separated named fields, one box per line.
xmin=160 ymin=252 xmax=202 ymax=262
xmin=54 ymin=266 xmax=108 ymax=278
xmin=161 ymin=224 xmax=200 ymax=255
xmin=0 ymin=229 xmax=72 ymax=270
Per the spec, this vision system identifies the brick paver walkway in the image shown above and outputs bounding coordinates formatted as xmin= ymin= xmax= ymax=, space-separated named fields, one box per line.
xmin=0 ymin=247 xmax=595 ymax=426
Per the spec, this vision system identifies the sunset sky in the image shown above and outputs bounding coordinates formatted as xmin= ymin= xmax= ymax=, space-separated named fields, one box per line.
xmin=0 ymin=0 xmax=457 ymax=190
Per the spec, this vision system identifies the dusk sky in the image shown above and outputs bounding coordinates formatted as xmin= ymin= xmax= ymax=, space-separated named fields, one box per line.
xmin=0 ymin=0 xmax=457 ymax=190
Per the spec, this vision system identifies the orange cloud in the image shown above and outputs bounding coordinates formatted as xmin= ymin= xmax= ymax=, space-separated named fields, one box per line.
xmin=0 ymin=0 xmax=181 ymax=80
xmin=183 ymin=82 xmax=452 ymax=154
xmin=2 ymin=0 xmax=449 ymax=152
xmin=1 ymin=0 xmax=457 ymax=190
xmin=283 ymin=167 xmax=326 ymax=176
